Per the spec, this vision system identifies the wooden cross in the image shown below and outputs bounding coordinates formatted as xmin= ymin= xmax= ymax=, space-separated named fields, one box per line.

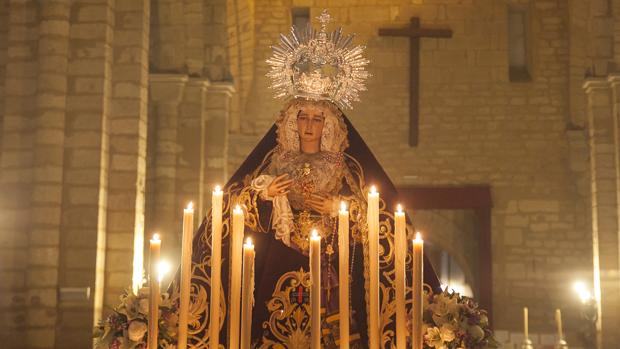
xmin=379 ymin=18 xmax=452 ymax=146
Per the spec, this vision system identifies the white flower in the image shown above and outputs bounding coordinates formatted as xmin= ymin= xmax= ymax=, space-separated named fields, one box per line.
xmin=127 ymin=320 xmax=148 ymax=342
xmin=424 ymin=327 xmax=445 ymax=348
xmin=439 ymin=324 xmax=456 ymax=343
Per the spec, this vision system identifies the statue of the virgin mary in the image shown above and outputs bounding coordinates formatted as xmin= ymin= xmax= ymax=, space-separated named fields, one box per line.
xmin=179 ymin=10 xmax=441 ymax=348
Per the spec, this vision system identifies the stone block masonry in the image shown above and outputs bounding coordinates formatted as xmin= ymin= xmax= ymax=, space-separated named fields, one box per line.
xmin=225 ymin=0 xmax=613 ymax=346
xmin=0 ymin=0 xmax=619 ymax=348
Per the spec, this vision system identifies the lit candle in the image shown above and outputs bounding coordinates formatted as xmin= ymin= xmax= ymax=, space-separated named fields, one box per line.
xmin=338 ymin=201 xmax=350 ymax=349
xmin=178 ymin=202 xmax=194 ymax=349
xmin=412 ymin=232 xmax=424 ymax=349
xmin=310 ymin=230 xmax=321 ymax=349
xmin=148 ymin=233 xmax=161 ymax=349
xmin=229 ymin=204 xmax=245 ymax=349
xmin=157 ymin=260 xmax=170 ymax=286
xmin=209 ymin=186 xmax=223 ymax=349
xmin=367 ymin=185 xmax=380 ymax=349
xmin=240 ymin=238 xmax=255 ymax=349
xmin=523 ymin=307 xmax=529 ymax=340
xmin=394 ymin=204 xmax=406 ymax=349
xmin=555 ymin=308 xmax=563 ymax=340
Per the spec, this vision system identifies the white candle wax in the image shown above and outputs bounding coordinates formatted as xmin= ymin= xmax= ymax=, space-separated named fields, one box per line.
xmin=395 ymin=204 xmax=407 ymax=349
xmin=367 ymin=185 xmax=380 ymax=349
xmin=178 ymin=202 xmax=194 ymax=349
xmin=412 ymin=232 xmax=424 ymax=349
xmin=338 ymin=202 xmax=350 ymax=349
xmin=240 ymin=238 xmax=255 ymax=349
xmin=555 ymin=308 xmax=563 ymax=340
xmin=524 ymin=307 xmax=529 ymax=340
xmin=310 ymin=230 xmax=321 ymax=349
xmin=229 ymin=204 xmax=245 ymax=349
xmin=148 ymin=234 xmax=161 ymax=349
xmin=209 ymin=186 xmax=223 ymax=349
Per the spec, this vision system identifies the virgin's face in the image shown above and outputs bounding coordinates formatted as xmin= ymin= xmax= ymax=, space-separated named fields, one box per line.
xmin=296 ymin=104 xmax=326 ymax=143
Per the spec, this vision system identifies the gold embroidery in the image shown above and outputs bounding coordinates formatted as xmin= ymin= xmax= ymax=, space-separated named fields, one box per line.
xmin=259 ymin=269 xmax=313 ymax=349
xmin=185 ymin=147 xmax=419 ymax=348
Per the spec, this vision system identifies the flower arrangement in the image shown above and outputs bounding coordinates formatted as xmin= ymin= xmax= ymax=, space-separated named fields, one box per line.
xmin=422 ymin=289 xmax=499 ymax=349
xmin=94 ymin=287 xmax=178 ymax=349
xmin=95 ymin=286 xmax=495 ymax=348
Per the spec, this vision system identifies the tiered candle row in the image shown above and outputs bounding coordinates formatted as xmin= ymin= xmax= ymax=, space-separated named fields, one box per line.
xmin=366 ymin=187 xmax=425 ymax=349
xmin=147 ymin=184 xmax=425 ymax=349
xmin=145 ymin=201 xmax=202 ymax=349
xmin=522 ymin=307 xmax=568 ymax=346
xmin=208 ymin=189 xmax=254 ymax=349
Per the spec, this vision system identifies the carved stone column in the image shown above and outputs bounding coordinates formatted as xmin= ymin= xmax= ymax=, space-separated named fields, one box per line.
xmin=32 ymin=2 xmax=70 ymax=348
xmin=105 ymin=0 xmax=150 ymax=310
xmin=178 ymin=79 xmax=209 ymax=218
xmin=204 ymin=82 xmax=234 ymax=207
xmin=147 ymin=74 xmax=187 ymax=261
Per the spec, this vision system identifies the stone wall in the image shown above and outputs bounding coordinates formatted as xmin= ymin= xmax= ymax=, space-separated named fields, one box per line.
xmin=224 ymin=0 xmax=603 ymax=345
xmin=145 ymin=0 xmax=233 ymax=269
xmin=1 ymin=1 xmax=43 ymax=347
xmin=0 ymin=0 xmax=234 ymax=346
xmin=0 ymin=0 xmax=619 ymax=348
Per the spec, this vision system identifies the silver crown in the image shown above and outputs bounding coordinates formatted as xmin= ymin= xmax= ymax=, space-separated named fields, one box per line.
xmin=266 ymin=10 xmax=370 ymax=109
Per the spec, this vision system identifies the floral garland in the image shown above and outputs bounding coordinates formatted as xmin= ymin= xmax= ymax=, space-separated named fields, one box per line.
xmin=95 ymin=287 xmax=496 ymax=349
xmin=93 ymin=287 xmax=178 ymax=349
xmin=422 ymin=289 xmax=499 ymax=349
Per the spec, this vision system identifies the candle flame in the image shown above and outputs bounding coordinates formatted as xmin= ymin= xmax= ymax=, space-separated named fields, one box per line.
xmin=152 ymin=233 xmax=160 ymax=241
xmin=573 ymin=281 xmax=586 ymax=293
xmin=340 ymin=201 xmax=347 ymax=212
xmin=396 ymin=204 xmax=403 ymax=213
xmin=235 ymin=204 xmax=242 ymax=212
xmin=186 ymin=201 xmax=194 ymax=210
xmin=311 ymin=229 xmax=320 ymax=240
xmin=245 ymin=237 xmax=253 ymax=246
xmin=370 ymin=185 xmax=377 ymax=194
xmin=214 ymin=185 xmax=222 ymax=193
xmin=573 ymin=281 xmax=592 ymax=303
xmin=157 ymin=260 xmax=171 ymax=283
xmin=414 ymin=231 xmax=422 ymax=241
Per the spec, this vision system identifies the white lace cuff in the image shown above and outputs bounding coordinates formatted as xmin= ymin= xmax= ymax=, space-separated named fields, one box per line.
xmin=251 ymin=174 xmax=275 ymax=201
xmin=251 ymin=174 xmax=294 ymax=246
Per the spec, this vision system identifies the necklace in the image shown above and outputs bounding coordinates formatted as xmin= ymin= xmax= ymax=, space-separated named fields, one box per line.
xmin=324 ymin=216 xmax=337 ymax=302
